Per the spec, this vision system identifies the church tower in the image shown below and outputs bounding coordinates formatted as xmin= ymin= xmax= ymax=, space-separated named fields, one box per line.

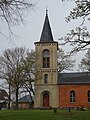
xmin=34 ymin=10 xmax=58 ymax=108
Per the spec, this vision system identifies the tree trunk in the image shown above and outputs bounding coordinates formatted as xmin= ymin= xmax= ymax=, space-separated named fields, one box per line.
xmin=15 ymin=87 xmax=19 ymax=109
xmin=8 ymin=82 xmax=11 ymax=109
xmin=28 ymin=91 xmax=34 ymax=109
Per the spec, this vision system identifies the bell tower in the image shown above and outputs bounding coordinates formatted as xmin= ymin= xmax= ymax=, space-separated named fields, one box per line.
xmin=34 ymin=10 xmax=59 ymax=108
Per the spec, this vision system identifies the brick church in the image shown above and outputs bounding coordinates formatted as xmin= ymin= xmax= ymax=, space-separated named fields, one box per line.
xmin=34 ymin=10 xmax=90 ymax=108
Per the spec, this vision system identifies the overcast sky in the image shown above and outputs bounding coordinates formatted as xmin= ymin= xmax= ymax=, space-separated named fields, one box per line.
xmin=0 ymin=1 xmax=75 ymax=50
xmin=0 ymin=0 xmax=88 ymax=72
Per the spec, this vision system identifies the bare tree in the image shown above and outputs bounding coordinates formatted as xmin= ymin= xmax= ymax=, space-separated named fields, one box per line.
xmin=20 ymin=50 xmax=35 ymax=103
xmin=60 ymin=26 xmax=90 ymax=54
xmin=0 ymin=47 xmax=35 ymax=109
xmin=0 ymin=49 xmax=15 ymax=109
xmin=60 ymin=0 xmax=90 ymax=54
xmin=79 ymin=49 xmax=90 ymax=72
xmin=57 ymin=48 xmax=75 ymax=72
xmin=65 ymin=0 xmax=90 ymax=24
xmin=0 ymin=0 xmax=35 ymax=37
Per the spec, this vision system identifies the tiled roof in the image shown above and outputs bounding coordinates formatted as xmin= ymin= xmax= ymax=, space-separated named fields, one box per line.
xmin=0 ymin=89 xmax=9 ymax=101
xmin=18 ymin=95 xmax=33 ymax=103
xmin=58 ymin=72 xmax=90 ymax=85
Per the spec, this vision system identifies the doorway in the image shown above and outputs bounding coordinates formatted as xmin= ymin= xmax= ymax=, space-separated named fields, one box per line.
xmin=43 ymin=93 xmax=49 ymax=107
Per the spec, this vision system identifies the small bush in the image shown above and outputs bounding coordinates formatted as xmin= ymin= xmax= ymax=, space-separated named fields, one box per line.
xmin=53 ymin=108 xmax=57 ymax=113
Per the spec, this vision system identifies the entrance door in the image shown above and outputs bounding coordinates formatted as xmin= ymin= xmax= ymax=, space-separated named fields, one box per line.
xmin=43 ymin=93 xmax=49 ymax=107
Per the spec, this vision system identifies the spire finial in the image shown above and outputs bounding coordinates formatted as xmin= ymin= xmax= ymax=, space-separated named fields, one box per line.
xmin=46 ymin=7 xmax=48 ymax=16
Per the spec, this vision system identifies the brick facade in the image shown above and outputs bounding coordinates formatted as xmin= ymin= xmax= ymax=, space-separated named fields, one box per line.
xmin=58 ymin=85 xmax=90 ymax=108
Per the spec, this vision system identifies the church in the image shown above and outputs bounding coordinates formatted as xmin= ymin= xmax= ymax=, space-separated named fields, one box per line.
xmin=34 ymin=10 xmax=90 ymax=108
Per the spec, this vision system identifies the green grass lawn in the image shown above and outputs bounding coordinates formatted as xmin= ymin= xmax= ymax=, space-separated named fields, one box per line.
xmin=0 ymin=109 xmax=90 ymax=120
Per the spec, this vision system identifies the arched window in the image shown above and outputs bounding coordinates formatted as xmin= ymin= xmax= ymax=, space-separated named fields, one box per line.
xmin=70 ymin=91 xmax=75 ymax=103
xmin=42 ymin=49 xmax=50 ymax=68
xmin=88 ymin=90 xmax=90 ymax=102
xmin=44 ymin=74 xmax=48 ymax=83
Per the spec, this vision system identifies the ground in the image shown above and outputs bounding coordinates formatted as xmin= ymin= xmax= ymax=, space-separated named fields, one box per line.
xmin=0 ymin=109 xmax=90 ymax=120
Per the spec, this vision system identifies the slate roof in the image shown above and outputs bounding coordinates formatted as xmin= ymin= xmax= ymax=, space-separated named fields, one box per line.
xmin=0 ymin=89 xmax=9 ymax=101
xmin=58 ymin=72 xmax=90 ymax=85
xmin=18 ymin=95 xmax=33 ymax=103
xmin=40 ymin=10 xmax=54 ymax=42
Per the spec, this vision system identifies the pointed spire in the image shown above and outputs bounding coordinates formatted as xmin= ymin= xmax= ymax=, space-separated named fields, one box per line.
xmin=40 ymin=9 xmax=54 ymax=42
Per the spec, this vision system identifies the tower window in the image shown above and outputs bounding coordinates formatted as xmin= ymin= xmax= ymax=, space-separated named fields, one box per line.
xmin=88 ymin=90 xmax=90 ymax=102
xmin=70 ymin=91 xmax=75 ymax=103
xmin=44 ymin=74 xmax=48 ymax=83
xmin=42 ymin=49 xmax=50 ymax=68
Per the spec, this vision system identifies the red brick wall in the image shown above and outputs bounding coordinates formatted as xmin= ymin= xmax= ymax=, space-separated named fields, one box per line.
xmin=58 ymin=85 xmax=90 ymax=107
